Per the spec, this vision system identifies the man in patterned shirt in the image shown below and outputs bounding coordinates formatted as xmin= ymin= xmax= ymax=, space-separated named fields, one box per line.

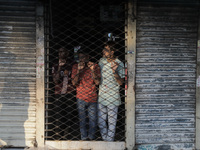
xmin=98 ymin=41 xmax=125 ymax=141
xmin=71 ymin=49 xmax=101 ymax=140
xmin=52 ymin=47 xmax=74 ymax=139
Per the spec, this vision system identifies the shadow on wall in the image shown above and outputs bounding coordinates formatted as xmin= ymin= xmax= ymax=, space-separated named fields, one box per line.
xmin=0 ymin=103 xmax=7 ymax=146
xmin=0 ymin=50 xmax=30 ymax=147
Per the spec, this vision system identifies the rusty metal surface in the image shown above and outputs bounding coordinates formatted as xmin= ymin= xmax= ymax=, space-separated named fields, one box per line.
xmin=135 ymin=1 xmax=198 ymax=150
xmin=0 ymin=0 xmax=36 ymax=147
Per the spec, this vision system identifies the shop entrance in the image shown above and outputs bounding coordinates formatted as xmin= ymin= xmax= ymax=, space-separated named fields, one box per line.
xmin=44 ymin=0 xmax=127 ymax=142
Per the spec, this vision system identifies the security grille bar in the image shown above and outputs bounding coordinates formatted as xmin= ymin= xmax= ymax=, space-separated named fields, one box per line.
xmin=44 ymin=0 xmax=127 ymax=141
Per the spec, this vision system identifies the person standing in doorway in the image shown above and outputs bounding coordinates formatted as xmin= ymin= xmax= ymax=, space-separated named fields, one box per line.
xmin=98 ymin=41 xmax=125 ymax=141
xmin=71 ymin=49 xmax=100 ymax=140
xmin=52 ymin=47 xmax=74 ymax=139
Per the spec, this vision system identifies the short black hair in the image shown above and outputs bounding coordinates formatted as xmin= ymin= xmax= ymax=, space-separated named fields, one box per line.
xmin=58 ymin=47 xmax=68 ymax=52
xmin=89 ymin=56 xmax=97 ymax=63
xmin=104 ymin=41 xmax=117 ymax=52
xmin=77 ymin=48 xmax=88 ymax=55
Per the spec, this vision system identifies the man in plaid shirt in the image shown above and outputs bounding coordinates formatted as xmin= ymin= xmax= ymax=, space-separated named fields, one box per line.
xmin=98 ymin=41 xmax=125 ymax=141
xmin=71 ymin=49 xmax=100 ymax=140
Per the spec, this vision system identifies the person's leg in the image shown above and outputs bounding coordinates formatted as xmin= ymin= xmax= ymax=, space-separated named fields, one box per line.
xmin=107 ymin=105 xmax=118 ymax=141
xmin=88 ymin=102 xmax=97 ymax=140
xmin=98 ymin=103 xmax=108 ymax=141
xmin=77 ymin=99 xmax=87 ymax=140
xmin=54 ymin=94 xmax=62 ymax=139
xmin=64 ymin=93 xmax=74 ymax=139
xmin=60 ymin=94 xmax=68 ymax=139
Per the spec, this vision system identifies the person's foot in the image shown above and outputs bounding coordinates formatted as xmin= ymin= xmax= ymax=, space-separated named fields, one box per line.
xmin=87 ymin=138 xmax=93 ymax=141
xmin=106 ymin=138 xmax=114 ymax=142
xmin=81 ymin=137 xmax=88 ymax=141
xmin=88 ymin=136 xmax=95 ymax=141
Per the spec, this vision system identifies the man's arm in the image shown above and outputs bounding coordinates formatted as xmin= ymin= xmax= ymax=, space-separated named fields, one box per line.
xmin=71 ymin=63 xmax=85 ymax=86
xmin=52 ymin=66 xmax=60 ymax=84
xmin=111 ymin=62 xmax=124 ymax=86
xmin=88 ymin=62 xmax=101 ymax=85
xmin=72 ymin=69 xmax=80 ymax=86
xmin=113 ymin=71 xmax=124 ymax=85
xmin=91 ymin=65 xmax=101 ymax=85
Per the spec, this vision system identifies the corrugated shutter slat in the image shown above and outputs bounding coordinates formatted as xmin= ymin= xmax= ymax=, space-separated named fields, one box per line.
xmin=135 ymin=2 xmax=197 ymax=150
xmin=0 ymin=0 xmax=36 ymax=147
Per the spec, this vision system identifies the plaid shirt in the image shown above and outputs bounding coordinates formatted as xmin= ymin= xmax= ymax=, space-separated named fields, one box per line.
xmin=98 ymin=57 xmax=125 ymax=106
xmin=71 ymin=63 xmax=100 ymax=102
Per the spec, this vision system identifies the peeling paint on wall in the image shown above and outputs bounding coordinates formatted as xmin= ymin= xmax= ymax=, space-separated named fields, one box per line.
xmin=197 ymin=76 xmax=200 ymax=87
xmin=36 ymin=55 xmax=44 ymax=78
xmin=198 ymin=40 xmax=200 ymax=48
xmin=135 ymin=2 xmax=197 ymax=149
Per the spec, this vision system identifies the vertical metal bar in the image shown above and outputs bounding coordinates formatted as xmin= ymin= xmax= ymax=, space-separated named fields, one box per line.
xmin=196 ymin=7 xmax=200 ymax=150
xmin=36 ymin=0 xmax=45 ymax=147
xmin=125 ymin=0 xmax=136 ymax=149
xmin=44 ymin=0 xmax=50 ymax=140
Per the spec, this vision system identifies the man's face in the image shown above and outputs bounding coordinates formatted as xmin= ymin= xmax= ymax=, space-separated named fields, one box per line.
xmin=78 ymin=53 xmax=88 ymax=62
xmin=103 ymin=46 xmax=113 ymax=58
xmin=59 ymin=48 xmax=68 ymax=59
xmin=87 ymin=61 xmax=94 ymax=69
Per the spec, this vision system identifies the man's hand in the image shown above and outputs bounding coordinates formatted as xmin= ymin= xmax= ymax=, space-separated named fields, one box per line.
xmin=88 ymin=61 xmax=100 ymax=85
xmin=64 ymin=70 xmax=69 ymax=76
xmin=111 ymin=61 xmax=123 ymax=85
xmin=59 ymin=59 xmax=66 ymax=67
xmin=58 ymin=59 xmax=66 ymax=71
xmin=111 ymin=61 xmax=119 ymax=73
xmin=87 ymin=61 xmax=95 ymax=71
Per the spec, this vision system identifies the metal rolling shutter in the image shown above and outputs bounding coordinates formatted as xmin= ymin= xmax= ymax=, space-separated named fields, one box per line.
xmin=0 ymin=0 xmax=36 ymax=147
xmin=135 ymin=2 xmax=198 ymax=150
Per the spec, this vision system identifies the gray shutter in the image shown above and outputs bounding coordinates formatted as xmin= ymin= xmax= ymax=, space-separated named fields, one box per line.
xmin=135 ymin=2 xmax=198 ymax=150
xmin=0 ymin=0 xmax=36 ymax=147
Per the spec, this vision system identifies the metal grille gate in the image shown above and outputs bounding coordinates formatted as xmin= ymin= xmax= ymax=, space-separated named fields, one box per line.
xmin=135 ymin=1 xmax=198 ymax=150
xmin=45 ymin=0 xmax=126 ymax=142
